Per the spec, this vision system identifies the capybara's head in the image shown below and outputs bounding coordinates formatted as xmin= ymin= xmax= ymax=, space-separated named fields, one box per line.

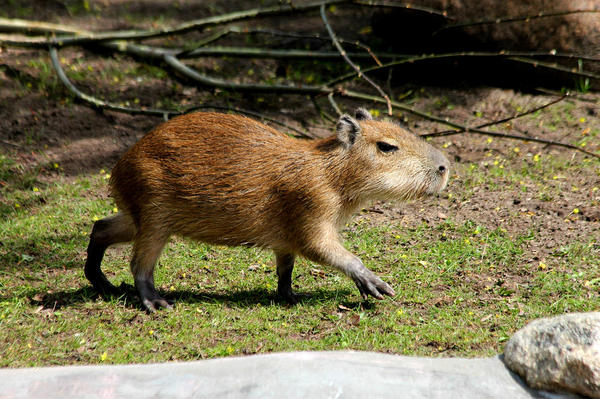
xmin=336 ymin=108 xmax=450 ymax=200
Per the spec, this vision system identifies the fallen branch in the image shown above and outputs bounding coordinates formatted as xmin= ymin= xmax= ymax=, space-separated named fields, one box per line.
xmin=49 ymin=47 xmax=310 ymax=137
xmin=164 ymin=54 xmax=329 ymax=94
xmin=435 ymin=9 xmax=600 ymax=34
xmin=321 ymin=4 xmax=392 ymax=115
xmin=0 ymin=1 xmax=347 ymax=47
xmin=49 ymin=47 xmax=172 ymax=118
xmin=422 ymin=94 xmax=568 ymax=137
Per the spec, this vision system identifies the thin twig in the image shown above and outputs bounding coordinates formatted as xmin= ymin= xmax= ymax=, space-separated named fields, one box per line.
xmin=311 ymin=96 xmax=337 ymax=123
xmin=352 ymin=0 xmax=452 ymax=19
xmin=422 ymin=94 xmax=569 ymax=137
xmin=508 ymin=56 xmax=600 ymax=80
xmin=178 ymin=46 xmax=397 ymax=60
xmin=0 ymin=17 xmax=86 ymax=35
xmin=435 ymin=9 xmax=600 ymax=35
xmin=328 ymin=92 xmax=343 ymax=116
xmin=0 ymin=139 xmax=22 ymax=148
xmin=320 ymin=4 xmax=392 ymax=115
xmin=535 ymin=88 xmax=599 ymax=105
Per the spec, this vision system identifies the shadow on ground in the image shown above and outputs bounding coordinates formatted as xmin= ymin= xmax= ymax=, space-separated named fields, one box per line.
xmin=8 ymin=284 xmax=357 ymax=312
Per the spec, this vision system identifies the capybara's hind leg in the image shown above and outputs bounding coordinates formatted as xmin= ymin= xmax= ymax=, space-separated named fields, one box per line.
xmin=275 ymin=252 xmax=298 ymax=304
xmin=130 ymin=230 xmax=171 ymax=312
xmin=85 ymin=213 xmax=135 ymax=296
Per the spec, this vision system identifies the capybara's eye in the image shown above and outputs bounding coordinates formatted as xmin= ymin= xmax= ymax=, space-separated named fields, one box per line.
xmin=376 ymin=141 xmax=398 ymax=153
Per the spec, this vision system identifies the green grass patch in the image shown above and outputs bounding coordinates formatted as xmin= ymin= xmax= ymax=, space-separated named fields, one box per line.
xmin=1 ymin=155 xmax=598 ymax=366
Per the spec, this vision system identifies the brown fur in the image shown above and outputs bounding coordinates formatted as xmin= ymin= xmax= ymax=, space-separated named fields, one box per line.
xmin=85 ymin=110 xmax=449 ymax=311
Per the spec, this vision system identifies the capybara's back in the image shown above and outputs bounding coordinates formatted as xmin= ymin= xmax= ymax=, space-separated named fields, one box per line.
xmin=112 ymin=113 xmax=329 ymax=251
xmin=85 ymin=110 xmax=450 ymax=311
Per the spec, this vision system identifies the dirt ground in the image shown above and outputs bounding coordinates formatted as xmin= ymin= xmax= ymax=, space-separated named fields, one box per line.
xmin=1 ymin=1 xmax=599 ymax=282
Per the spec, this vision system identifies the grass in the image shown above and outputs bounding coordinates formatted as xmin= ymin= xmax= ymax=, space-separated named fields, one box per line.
xmin=1 ymin=152 xmax=599 ymax=367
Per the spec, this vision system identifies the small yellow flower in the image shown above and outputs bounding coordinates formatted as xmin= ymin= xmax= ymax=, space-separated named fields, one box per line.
xmin=149 ymin=330 xmax=154 ymax=335
xmin=533 ymin=154 xmax=540 ymax=162
xmin=396 ymin=309 xmax=404 ymax=316
xmin=573 ymin=208 xmax=580 ymax=214
xmin=92 ymin=216 xmax=99 ymax=221
xmin=53 ymin=163 xmax=59 ymax=169
xmin=14 ymin=203 xmax=20 ymax=208
xmin=493 ymin=160 xmax=499 ymax=166
xmin=100 ymin=351 xmax=108 ymax=361
xmin=513 ymin=147 xmax=520 ymax=153
xmin=579 ymin=117 xmax=586 ymax=123
xmin=486 ymin=138 xmax=493 ymax=144
xmin=32 ymin=187 xmax=39 ymax=192
xmin=538 ymin=261 xmax=547 ymax=270
xmin=100 ymin=169 xmax=105 ymax=174
xmin=113 ymin=207 xmax=118 ymax=213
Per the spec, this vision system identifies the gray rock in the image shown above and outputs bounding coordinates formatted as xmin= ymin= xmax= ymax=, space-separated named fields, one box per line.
xmin=0 ymin=351 xmax=579 ymax=399
xmin=504 ymin=312 xmax=600 ymax=399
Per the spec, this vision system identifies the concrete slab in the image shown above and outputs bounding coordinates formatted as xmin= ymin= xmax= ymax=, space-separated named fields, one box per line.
xmin=0 ymin=351 xmax=580 ymax=399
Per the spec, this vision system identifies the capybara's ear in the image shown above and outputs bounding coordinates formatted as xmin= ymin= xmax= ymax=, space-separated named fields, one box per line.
xmin=354 ymin=108 xmax=372 ymax=121
xmin=336 ymin=114 xmax=361 ymax=148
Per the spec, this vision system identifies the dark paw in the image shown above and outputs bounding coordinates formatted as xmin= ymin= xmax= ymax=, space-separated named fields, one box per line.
xmin=89 ymin=275 xmax=121 ymax=298
xmin=351 ymin=267 xmax=395 ymax=301
xmin=278 ymin=284 xmax=299 ymax=305
xmin=136 ymin=279 xmax=174 ymax=312
xmin=142 ymin=296 xmax=173 ymax=313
